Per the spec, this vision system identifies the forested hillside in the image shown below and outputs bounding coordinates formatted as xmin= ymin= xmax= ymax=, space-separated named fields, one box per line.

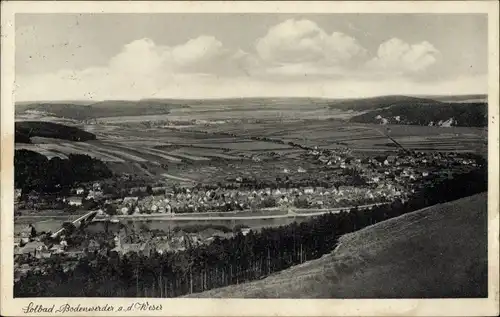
xmin=15 ymin=149 xmax=112 ymax=193
xmin=193 ymin=192 xmax=487 ymax=298
xmin=15 ymin=121 xmax=97 ymax=143
xmin=15 ymin=100 xmax=187 ymax=121
xmin=349 ymin=102 xmax=487 ymax=127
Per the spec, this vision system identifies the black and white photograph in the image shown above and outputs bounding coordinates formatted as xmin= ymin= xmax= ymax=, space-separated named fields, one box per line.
xmin=1 ymin=1 xmax=499 ymax=316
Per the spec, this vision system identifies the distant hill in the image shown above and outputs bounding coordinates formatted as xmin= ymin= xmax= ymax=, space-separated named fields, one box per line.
xmin=15 ymin=99 xmax=188 ymax=121
xmin=349 ymin=101 xmax=487 ymax=127
xmin=15 ymin=121 xmax=96 ymax=143
xmin=325 ymin=95 xmax=487 ymax=127
xmin=190 ymin=193 xmax=487 ymax=298
xmin=415 ymin=94 xmax=487 ymax=103
xmin=328 ymin=95 xmax=443 ymax=111
xmin=16 ymin=95 xmax=488 ymax=126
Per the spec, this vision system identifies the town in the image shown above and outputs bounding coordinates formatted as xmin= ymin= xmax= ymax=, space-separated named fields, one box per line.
xmin=14 ymin=142 xmax=484 ymax=284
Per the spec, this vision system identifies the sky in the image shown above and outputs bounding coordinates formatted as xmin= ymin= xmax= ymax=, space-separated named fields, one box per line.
xmin=15 ymin=13 xmax=488 ymax=101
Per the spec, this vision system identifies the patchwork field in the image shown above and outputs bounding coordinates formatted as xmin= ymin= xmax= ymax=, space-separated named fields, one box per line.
xmin=195 ymin=120 xmax=487 ymax=153
xmin=15 ymin=118 xmax=487 ymax=184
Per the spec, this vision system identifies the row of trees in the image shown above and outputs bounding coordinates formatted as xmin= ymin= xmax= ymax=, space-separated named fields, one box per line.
xmin=14 ymin=167 xmax=487 ymax=298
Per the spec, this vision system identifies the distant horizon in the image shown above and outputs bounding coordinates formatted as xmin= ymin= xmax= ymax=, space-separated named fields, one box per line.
xmin=15 ymin=93 xmax=488 ymax=104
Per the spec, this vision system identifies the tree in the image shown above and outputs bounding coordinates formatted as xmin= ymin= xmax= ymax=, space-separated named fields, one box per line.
xmin=294 ymin=197 xmax=309 ymax=208
xmin=62 ymin=222 xmax=76 ymax=236
xmin=260 ymin=197 xmax=276 ymax=208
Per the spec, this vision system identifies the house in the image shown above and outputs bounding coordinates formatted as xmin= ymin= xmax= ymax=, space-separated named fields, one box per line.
xmin=21 ymin=241 xmax=47 ymax=256
xmin=87 ymin=239 xmax=100 ymax=253
xmin=66 ymin=250 xmax=85 ymax=259
xmin=152 ymin=187 xmax=167 ymax=195
xmin=123 ymin=197 xmax=139 ymax=205
xmin=112 ymin=236 xmax=152 ymax=257
xmin=304 ymin=188 xmax=314 ymax=194
xmin=67 ymin=196 xmax=82 ymax=206
xmin=241 ymin=228 xmax=251 ymax=236
xmin=19 ymin=225 xmax=34 ymax=239
xmin=387 ymin=155 xmax=397 ymax=163
xmin=50 ymin=245 xmax=65 ymax=254
xmin=87 ymin=190 xmax=103 ymax=200
xmin=75 ymin=187 xmax=85 ymax=195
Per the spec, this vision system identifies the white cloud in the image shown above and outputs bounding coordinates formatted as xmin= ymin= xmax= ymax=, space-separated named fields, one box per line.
xmin=171 ymin=36 xmax=225 ymax=67
xmin=15 ymin=22 xmax=485 ymax=102
xmin=108 ymin=36 xmax=250 ymax=76
xmin=367 ymin=38 xmax=440 ymax=74
xmin=255 ymin=19 xmax=366 ymax=65
xmin=109 ymin=38 xmax=171 ymax=75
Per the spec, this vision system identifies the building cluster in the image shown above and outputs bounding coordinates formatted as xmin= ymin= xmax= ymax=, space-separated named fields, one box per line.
xmin=109 ymin=228 xmax=237 ymax=257
xmin=104 ymin=182 xmax=402 ymax=215
xmin=13 ymin=222 xmax=242 ymax=281
xmin=15 ymin=146 xmax=482 ymax=218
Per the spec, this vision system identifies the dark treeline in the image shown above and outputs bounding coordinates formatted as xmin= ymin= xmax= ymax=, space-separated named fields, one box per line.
xmin=14 ymin=167 xmax=487 ymax=298
xmin=15 ymin=149 xmax=112 ymax=193
xmin=350 ymin=102 xmax=487 ymax=127
xmin=15 ymin=121 xmax=97 ymax=142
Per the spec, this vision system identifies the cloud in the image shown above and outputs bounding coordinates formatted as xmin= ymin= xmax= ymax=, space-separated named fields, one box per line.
xmin=108 ymin=36 xmax=253 ymax=76
xmin=109 ymin=38 xmax=171 ymax=75
xmin=367 ymin=38 xmax=440 ymax=74
xmin=16 ymin=20 xmax=484 ymax=102
xmin=255 ymin=19 xmax=366 ymax=66
xmin=171 ymin=36 xmax=225 ymax=67
xmin=15 ymin=35 xmax=261 ymax=101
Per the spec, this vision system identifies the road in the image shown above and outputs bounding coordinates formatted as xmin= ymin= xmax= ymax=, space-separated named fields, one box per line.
xmin=161 ymin=173 xmax=196 ymax=183
xmin=16 ymin=203 xmax=387 ymax=230
xmin=92 ymin=203 xmax=385 ymax=222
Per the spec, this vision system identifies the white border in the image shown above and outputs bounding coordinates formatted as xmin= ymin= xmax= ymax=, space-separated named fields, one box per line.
xmin=1 ymin=2 xmax=499 ymax=316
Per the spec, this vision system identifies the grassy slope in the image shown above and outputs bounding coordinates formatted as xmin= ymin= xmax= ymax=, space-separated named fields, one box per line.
xmin=190 ymin=193 xmax=488 ymax=298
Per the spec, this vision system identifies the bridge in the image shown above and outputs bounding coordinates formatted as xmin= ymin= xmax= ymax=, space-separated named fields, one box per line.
xmin=50 ymin=210 xmax=99 ymax=239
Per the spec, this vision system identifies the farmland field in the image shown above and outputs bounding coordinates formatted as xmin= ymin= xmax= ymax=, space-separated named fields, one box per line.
xmin=15 ymin=115 xmax=487 ymax=185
